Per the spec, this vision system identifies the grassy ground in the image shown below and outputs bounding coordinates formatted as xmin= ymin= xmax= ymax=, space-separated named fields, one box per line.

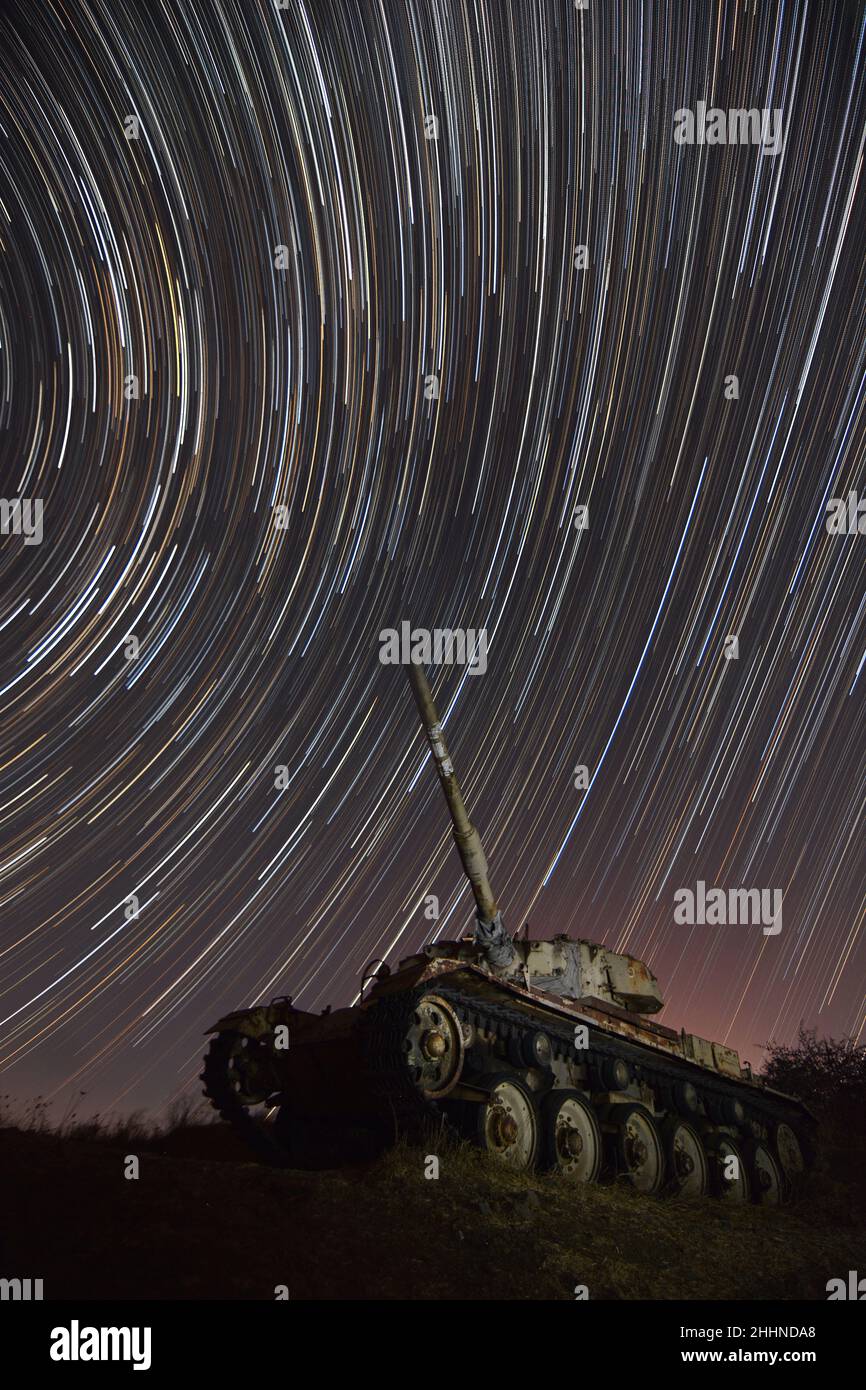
xmin=2 ymin=1103 xmax=863 ymax=1300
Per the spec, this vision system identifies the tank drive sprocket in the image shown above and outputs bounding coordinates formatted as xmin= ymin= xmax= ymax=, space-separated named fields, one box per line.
xmin=201 ymin=1029 xmax=291 ymax=1165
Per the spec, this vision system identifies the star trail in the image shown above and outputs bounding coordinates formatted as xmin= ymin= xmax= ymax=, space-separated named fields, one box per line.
xmin=0 ymin=0 xmax=863 ymax=1119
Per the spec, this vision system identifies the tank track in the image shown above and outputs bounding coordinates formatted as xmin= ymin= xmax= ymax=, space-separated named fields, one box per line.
xmin=202 ymin=982 xmax=811 ymax=1177
xmin=201 ymin=990 xmax=448 ymax=1162
xmin=359 ymin=984 xmax=444 ymax=1138
xmin=429 ymin=985 xmax=808 ymax=1134
xmin=201 ymin=1031 xmax=292 ymax=1166
xmin=358 ymin=982 xmax=812 ymax=1177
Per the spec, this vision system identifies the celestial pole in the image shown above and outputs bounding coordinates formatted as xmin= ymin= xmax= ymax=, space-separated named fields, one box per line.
xmin=0 ymin=0 xmax=863 ymax=1116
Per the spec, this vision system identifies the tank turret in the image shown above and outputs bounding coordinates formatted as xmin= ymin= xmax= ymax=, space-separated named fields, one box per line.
xmin=407 ymin=661 xmax=664 ymax=1014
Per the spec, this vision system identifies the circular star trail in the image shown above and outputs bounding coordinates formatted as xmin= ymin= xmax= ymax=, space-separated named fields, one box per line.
xmin=0 ymin=0 xmax=863 ymax=1115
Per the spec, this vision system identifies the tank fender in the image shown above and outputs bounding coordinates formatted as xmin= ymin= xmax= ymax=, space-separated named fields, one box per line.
xmin=204 ymin=1002 xmax=295 ymax=1039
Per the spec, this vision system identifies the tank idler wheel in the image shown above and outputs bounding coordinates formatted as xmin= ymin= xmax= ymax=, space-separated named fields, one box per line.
xmin=662 ymin=1118 xmax=708 ymax=1197
xmin=772 ymin=1122 xmax=806 ymax=1188
xmin=477 ymin=1075 xmax=539 ymax=1170
xmin=705 ymin=1133 xmax=750 ymax=1201
xmin=609 ymin=1103 xmax=665 ymax=1194
xmin=404 ymin=994 xmax=465 ymax=1099
xmin=542 ymin=1090 xmax=602 ymax=1182
xmin=744 ymin=1139 xmax=783 ymax=1205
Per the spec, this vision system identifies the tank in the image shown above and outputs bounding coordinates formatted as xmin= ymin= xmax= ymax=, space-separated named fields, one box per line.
xmin=202 ymin=660 xmax=816 ymax=1202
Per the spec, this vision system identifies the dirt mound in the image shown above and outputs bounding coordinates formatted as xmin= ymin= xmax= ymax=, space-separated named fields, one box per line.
xmin=3 ymin=1124 xmax=863 ymax=1300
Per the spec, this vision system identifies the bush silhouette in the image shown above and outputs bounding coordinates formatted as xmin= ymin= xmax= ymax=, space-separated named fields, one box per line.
xmin=762 ymin=1027 xmax=866 ymax=1135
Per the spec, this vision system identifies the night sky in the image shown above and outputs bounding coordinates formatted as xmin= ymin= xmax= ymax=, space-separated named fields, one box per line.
xmin=0 ymin=0 xmax=863 ymax=1121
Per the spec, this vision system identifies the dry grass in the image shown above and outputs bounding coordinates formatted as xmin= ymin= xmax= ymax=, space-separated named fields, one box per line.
xmin=0 ymin=1091 xmax=214 ymax=1146
xmin=3 ymin=1106 xmax=864 ymax=1300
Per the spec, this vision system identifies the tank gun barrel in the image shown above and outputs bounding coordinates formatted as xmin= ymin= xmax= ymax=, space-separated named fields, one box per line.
xmin=406 ymin=661 xmax=514 ymax=968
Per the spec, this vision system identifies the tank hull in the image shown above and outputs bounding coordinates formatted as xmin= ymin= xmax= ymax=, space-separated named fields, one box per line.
xmin=202 ymin=953 xmax=815 ymax=1198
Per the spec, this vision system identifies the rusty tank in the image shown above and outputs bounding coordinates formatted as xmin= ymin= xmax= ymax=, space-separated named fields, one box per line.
xmin=203 ymin=660 xmax=815 ymax=1201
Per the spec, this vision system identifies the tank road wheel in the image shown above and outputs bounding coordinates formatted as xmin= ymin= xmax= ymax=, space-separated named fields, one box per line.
xmin=403 ymin=994 xmax=465 ymax=1099
xmin=705 ymin=1134 xmax=750 ymax=1201
xmin=745 ymin=1140 xmax=783 ymax=1205
xmin=542 ymin=1090 xmax=602 ymax=1182
xmin=662 ymin=1118 xmax=709 ymax=1197
xmin=478 ymin=1076 xmax=539 ymax=1170
xmin=772 ymin=1122 xmax=806 ymax=1187
xmin=610 ymin=1104 xmax=665 ymax=1194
